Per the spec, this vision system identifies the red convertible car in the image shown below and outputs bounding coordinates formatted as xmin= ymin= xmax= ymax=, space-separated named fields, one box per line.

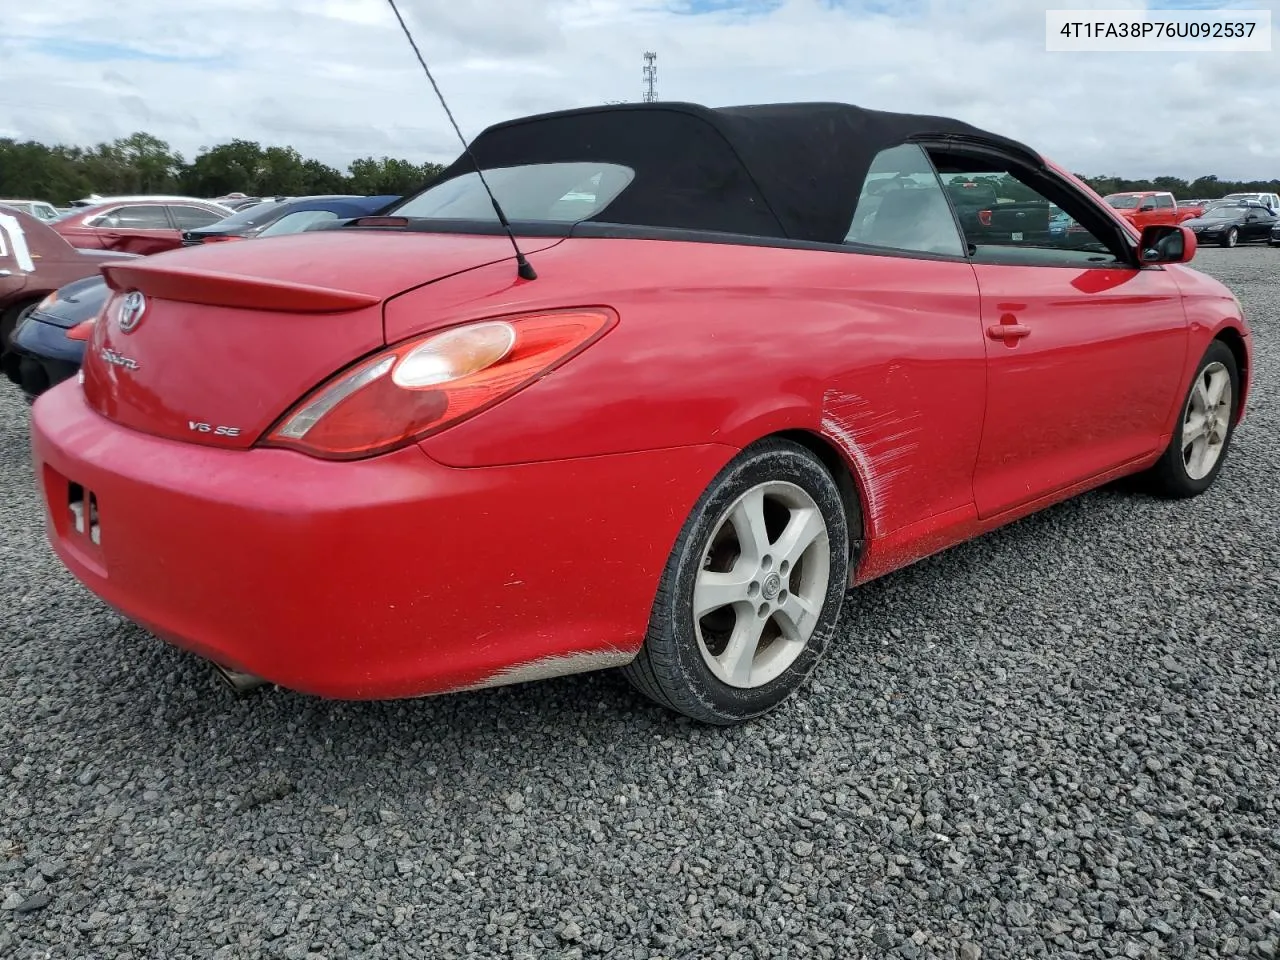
xmin=30 ymin=102 xmax=1252 ymax=724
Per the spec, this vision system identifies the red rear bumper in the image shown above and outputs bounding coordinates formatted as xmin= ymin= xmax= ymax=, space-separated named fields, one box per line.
xmin=31 ymin=383 xmax=733 ymax=699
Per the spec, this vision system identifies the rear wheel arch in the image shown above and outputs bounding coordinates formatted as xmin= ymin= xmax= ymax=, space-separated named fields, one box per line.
xmin=770 ymin=429 xmax=868 ymax=565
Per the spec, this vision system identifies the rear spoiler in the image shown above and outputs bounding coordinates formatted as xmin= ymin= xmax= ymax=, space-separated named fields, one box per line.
xmin=100 ymin=262 xmax=381 ymax=313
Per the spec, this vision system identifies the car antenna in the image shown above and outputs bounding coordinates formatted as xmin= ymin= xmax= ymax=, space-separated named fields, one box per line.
xmin=382 ymin=0 xmax=537 ymax=281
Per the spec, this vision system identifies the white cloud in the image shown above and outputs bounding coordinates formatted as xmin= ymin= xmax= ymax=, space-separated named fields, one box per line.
xmin=0 ymin=0 xmax=1277 ymax=179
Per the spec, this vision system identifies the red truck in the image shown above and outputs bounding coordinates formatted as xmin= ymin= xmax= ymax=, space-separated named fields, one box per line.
xmin=1102 ymin=191 xmax=1199 ymax=229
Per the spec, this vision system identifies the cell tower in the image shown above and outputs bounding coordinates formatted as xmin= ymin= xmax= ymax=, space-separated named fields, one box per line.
xmin=642 ymin=51 xmax=658 ymax=103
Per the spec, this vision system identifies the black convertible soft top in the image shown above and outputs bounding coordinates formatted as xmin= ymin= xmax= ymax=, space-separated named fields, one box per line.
xmin=429 ymin=101 xmax=1043 ymax=245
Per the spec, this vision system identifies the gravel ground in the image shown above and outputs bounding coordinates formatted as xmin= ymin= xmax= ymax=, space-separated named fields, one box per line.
xmin=2 ymin=247 xmax=1277 ymax=960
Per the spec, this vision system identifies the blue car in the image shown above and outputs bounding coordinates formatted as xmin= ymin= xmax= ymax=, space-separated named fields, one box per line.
xmin=5 ymin=194 xmax=399 ymax=400
xmin=180 ymin=194 xmax=400 ymax=246
xmin=5 ymin=276 xmax=105 ymax=399
xmin=1048 ymin=209 xmax=1072 ymax=239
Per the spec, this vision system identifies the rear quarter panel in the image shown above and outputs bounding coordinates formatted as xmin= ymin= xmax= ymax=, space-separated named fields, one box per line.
xmin=406 ymin=237 xmax=988 ymax=537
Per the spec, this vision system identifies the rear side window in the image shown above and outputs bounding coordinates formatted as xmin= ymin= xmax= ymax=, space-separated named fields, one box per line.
xmin=92 ymin=205 xmax=171 ymax=229
xmin=391 ymin=162 xmax=635 ymax=222
xmin=1156 ymin=194 xmax=1175 ymax=209
xmin=170 ymin=205 xmax=225 ymax=229
xmin=844 ymin=143 xmax=965 ymax=258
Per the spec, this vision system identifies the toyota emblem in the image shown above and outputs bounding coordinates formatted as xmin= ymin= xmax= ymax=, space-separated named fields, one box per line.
xmin=118 ymin=291 xmax=147 ymax=333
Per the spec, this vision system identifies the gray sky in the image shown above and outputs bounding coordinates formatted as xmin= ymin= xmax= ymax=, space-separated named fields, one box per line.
xmin=3 ymin=0 xmax=1278 ymax=179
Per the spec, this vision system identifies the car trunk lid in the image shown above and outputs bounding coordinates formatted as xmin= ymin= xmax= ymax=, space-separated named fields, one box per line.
xmin=80 ymin=230 xmax=563 ymax=449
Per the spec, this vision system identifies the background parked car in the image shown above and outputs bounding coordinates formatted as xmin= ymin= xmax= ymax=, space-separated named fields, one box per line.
xmin=0 ymin=206 xmax=136 ymax=376
xmin=1180 ymin=200 xmax=1278 ymax=247
xmin=181 ymin=194 xmax=398 ymax=246
xmin=53 ymin=197 xmax=232 ymax=255
xmin=1 ymin=275 xmax=104 ymax=399
xmin=6 ymin=195 xmax=398 ymax=399
xmin=1220 ymin=191 xmax=1279 ymax=214
xmin=1176 ymin=198 xmax=1207 ymax=219
xmin=0 ymin=199 xmax=60 ymax=222
xmin=1048 ymin=207 xmax=1072 ymax=238
xmin=215 ymin=195 xmax=278 ymax=211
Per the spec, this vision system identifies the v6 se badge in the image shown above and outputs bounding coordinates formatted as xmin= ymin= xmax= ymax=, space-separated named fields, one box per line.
xmin=189 ymin=420 xmax=242 ymax=438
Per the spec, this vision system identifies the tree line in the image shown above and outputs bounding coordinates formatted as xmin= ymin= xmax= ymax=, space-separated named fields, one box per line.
xmin=1 ymin=131 xmax=1277 ymax=204
xmin=0 ymin=132 xmax=446 ymax=203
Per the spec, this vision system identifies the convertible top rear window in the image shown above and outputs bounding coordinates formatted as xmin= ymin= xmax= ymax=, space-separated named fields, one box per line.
xmin=392 ymin=163 xmax=635 ymax=222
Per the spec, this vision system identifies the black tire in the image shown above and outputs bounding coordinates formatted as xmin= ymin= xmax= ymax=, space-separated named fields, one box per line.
xmin=1143 ymin=340 xmax=1240 ymax=498
xmin=622 ymin=438 xmax=852 ymax=724
xmin=0 ymin=300 xmax=39 ymax=356
xmin=1221 ymin=227 xmax=1238 ymax=248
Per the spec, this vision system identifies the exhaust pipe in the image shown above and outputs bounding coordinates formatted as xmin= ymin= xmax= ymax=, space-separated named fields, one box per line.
xmin=211 ymin=662 xmax=268 ymax=695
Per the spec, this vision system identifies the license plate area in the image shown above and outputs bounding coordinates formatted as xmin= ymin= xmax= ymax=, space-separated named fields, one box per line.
xmin=42 ymin=465 xmax=106 ymax=574
xmin=67 ymin=482 xmax=101 ymax=545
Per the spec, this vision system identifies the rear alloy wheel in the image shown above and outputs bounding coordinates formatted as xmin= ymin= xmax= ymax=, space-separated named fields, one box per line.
xmin=1222 ymin=227 xmax=1238 ymax=248
xmin=623 ymin=438 xmax=851 ymax=724
xmin=1144 ymin=341 xmax=1240 ymax=498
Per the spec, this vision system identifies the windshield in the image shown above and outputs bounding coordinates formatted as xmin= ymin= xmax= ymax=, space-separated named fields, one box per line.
xmin=207 ymin=200 xmax=288 ymax=229
xmin=390 ymin=162 xmax=635 ymax=222
xmin=1104 ymin=195 xmax=1140 ymax=209
xmin=1202 ymin=205 xmax=1245 ymax=219
xmin=257 ymin=209 xmax=341 ymax=238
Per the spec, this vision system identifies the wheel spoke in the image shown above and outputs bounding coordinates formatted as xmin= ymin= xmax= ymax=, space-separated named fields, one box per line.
xmin=728 ymin=487 xmax=772 ymax=566
xmin=693 ymin=569 xmax=754 ymax=618
xmin=1205 ymin=368 xmax=1229 ymax=409
xmin=774 ymin=593 xmax=819 ymax=645
xmin=1200 ymin=439 xmax=1218 ymax=476
xmin=1191 ymin=377 xmax=1211 ymax=414
xmin=1186 ymin=434 xmax=1213 ymax=478
xmin=1183 ymin=413 xmax=1208 ymax=443
xmin=719 ymin=613 xmax=767 ymax=687
xmin=771 ymin=506 xmax=826 ymax=568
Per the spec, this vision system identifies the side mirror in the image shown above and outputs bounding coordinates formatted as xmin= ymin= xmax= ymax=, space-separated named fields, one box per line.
xmin=1138 ymin=201 xmax=1156 ymax=212
xmin=1139 ymin=224 xmax=1196 ymax=264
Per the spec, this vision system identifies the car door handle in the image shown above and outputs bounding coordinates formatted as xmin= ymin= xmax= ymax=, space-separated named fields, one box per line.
xmin=987 ymin=323 xmax=1032 ymax=340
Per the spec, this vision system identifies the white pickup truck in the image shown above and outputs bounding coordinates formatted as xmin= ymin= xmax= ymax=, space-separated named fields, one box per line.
xmin=1221 ymin=192 xmax=1280 ymax=214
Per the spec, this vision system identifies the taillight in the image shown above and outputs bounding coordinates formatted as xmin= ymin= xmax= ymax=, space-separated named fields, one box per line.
xmin=977 ymin=210 xmax=993 ymax=227
xmin=260 ymin=308 xmax=616 ymax=460
xmin=67 ymin=319 xmax=96 ymax=341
